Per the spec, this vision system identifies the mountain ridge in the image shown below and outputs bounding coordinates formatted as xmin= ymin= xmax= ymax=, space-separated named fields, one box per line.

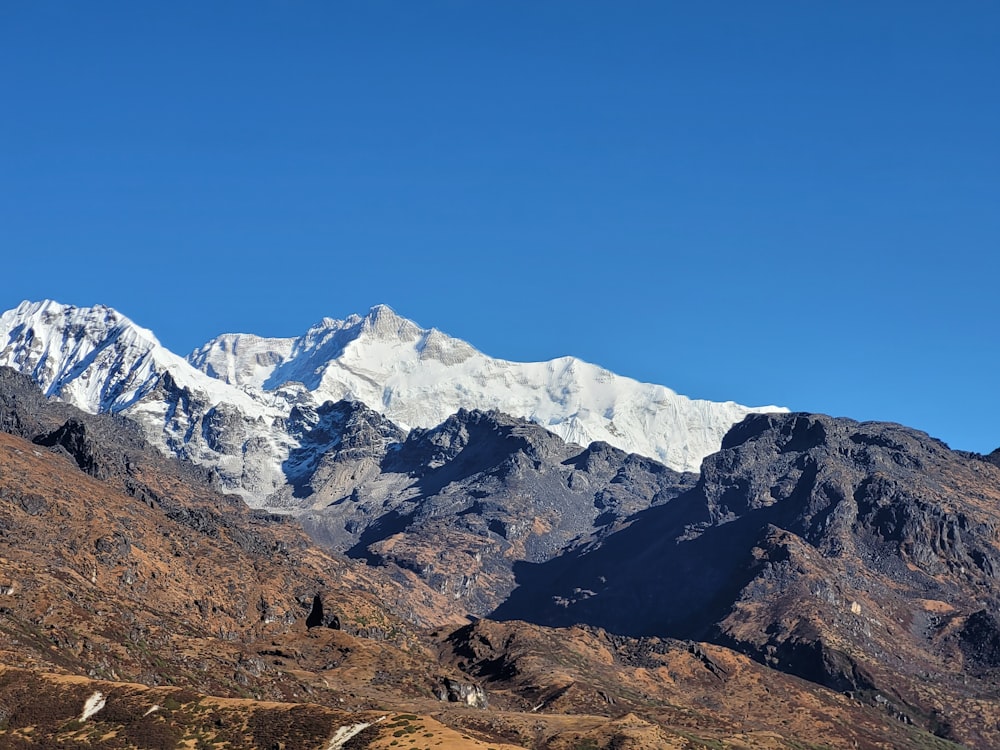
xmin=2 ymin=336 xmax=999 ymax=744
xmin=0 ymin=299 xmax=786 ymax=504
xmin=490 ymin=411 xmax=1000 ymax=747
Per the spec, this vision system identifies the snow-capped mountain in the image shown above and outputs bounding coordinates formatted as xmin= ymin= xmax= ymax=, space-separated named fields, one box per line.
xmin=0 ymin=300 xmax=295 ymax=499
xmin=187 ymin=304 xmax=785 ymax=471
xmin=0 ymin=300 xmax=786 ymax=505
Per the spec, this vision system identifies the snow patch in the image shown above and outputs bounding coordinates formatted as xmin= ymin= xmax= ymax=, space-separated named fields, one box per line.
xmin=324 ymin=716 xmax=384 ymax=749
xmin=79 ymin=691 xmax=106 ymax=721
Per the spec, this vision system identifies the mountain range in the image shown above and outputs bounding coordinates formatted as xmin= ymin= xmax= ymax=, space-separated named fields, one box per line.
xmin=0 ymin=299 xmax=998 ymax=748
xmin=0 ymin=300 xmax=784 ymax=505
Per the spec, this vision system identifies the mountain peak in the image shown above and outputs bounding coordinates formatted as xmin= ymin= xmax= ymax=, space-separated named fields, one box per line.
xmin=359 ymin=304 xmax=422 ymax=341
xmin=367 ymin=303 xmax=399 ymax=318
xmin=0 ymin=301 xmax=170 ymax=410
xmin=6 ymin=299 xmax=162 ymax=348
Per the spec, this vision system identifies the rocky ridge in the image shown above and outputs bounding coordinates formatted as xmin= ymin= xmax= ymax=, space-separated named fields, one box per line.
xmin=3 ymin=301 xmax=1000 ymax=746
xmin=494 ymin=412 xmax=1000 ymax=748
xmin=288 ymin=406 xmax=695 ymax=614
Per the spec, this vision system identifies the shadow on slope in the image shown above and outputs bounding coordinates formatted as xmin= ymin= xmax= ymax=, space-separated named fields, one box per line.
xmin=490 ymin=485 xmax=794 ymax=640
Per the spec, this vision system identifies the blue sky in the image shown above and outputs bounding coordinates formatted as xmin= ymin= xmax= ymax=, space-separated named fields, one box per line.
xmin=2 ymin=2 xmax=998 ymax=452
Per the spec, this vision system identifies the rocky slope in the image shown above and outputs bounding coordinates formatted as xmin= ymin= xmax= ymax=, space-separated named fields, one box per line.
xmin=0 ymin=367 xmax=470 ymax=670
xmin=0 ymin=300 xmax=784 ymax=504
xmin=3 ymin=301 xmax=999 ymax=747
xmin=494 ymin=412 xmax=1000 ymax=748
xmin=437 ymin=619 xmax=970 ymax=750
xmin=287 ymin=406 xmax=695 ymax=614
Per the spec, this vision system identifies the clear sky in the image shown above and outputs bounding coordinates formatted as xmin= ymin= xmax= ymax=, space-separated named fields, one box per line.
xmin=2 ymin=3 xmax=998 ymax=453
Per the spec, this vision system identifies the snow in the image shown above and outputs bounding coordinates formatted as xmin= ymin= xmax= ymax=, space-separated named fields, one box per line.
xmin=324 ymin=718 xmax=381 ymax=749
xmin=79 ymin=691 xmax=106 ymax=721
xmin=188 ymin=303 xmax=786 ymax=472
xmin=0 ymin=300 xmax=265 ymax=417
xmin=0 ymin=300 xmax=290 ymax=501
xmin=0 ymin=299 xmax=787 ymax=506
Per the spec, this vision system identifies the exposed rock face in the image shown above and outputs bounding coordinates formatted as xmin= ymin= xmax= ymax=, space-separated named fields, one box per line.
xmin=435 ymin=677 xmax=488 ymax=708
xmin=0 ymin=365 xmax=81 ymax=437
xmin=295 ymin=408 xmax=694 ymax=615
xmin=277 ymin=399 xmax=406 ymax=503
xmin=494 ymin=413 xmax=1000 ymax=748
xmin=983 ymin=447 xmax=1000 ymax=469
xmin=304 ymin=594 xmax=341 ymax=630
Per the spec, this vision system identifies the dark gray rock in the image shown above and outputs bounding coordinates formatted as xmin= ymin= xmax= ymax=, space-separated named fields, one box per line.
xmin=435 ymin=677 xmax=487 ymax=708
xmin=280 ymin=399 xmax=405 ymax=499
xmin=493 ymin=412 xmax=1000 ymax=736
xmin=296 ymin=408 xmax=694 ymax=615
xmin=202 ymin=403 xmax=247 ymax=454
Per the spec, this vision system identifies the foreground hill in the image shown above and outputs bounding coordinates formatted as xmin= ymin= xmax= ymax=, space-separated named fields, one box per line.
xmin=0 ymin=667 xmax=529 ymax=750
xmin=0 ymin=370 xmax=471 ymax=685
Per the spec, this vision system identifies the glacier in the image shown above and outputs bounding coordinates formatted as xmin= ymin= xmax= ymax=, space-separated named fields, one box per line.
xmin=0 ymin=300 xmax=786 ymax=506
